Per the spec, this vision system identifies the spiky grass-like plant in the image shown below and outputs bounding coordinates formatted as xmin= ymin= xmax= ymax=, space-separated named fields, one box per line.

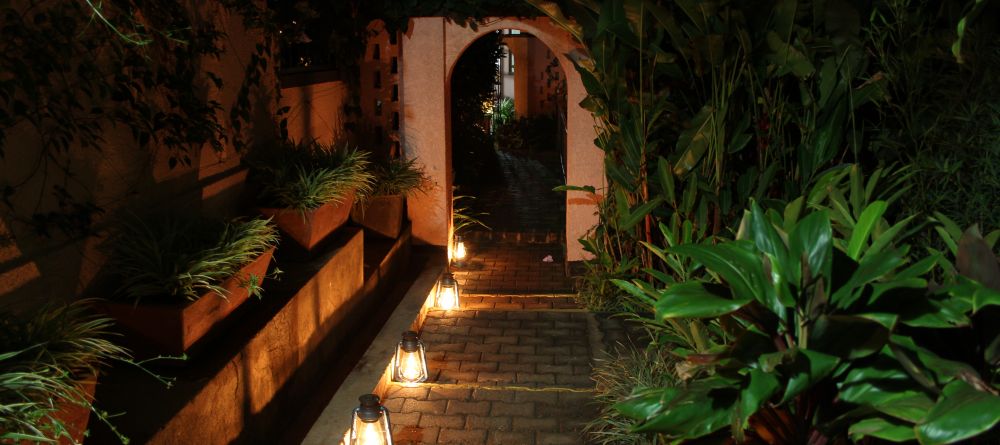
xmin=108 ymin=216 xmax=279 ymax=303
xmin=452 ymin=194 xmax=490 ymax=237
xmin=357 ymin=157 xmax=430 ymax=205
xmin=0 ymin=300 xmax=132 ymax=443
xmin=253 ymin=141 xmax=374 ymax=212
xmin=586 ymin=344 xmax=676 ymax=445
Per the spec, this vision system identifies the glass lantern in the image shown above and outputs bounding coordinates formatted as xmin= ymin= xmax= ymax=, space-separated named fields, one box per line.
xmin=436 ymin=272 xmax=460 ymax=310
xmin=452 ymin=236 xmax=467 ymax=264
xmin=393 ymin=331 xmax=428 ymax=384
xmin=349 ymin=394 xmax=392 ymax=445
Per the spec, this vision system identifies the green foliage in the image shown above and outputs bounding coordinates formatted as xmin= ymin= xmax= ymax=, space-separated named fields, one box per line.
xmin=868 ymin=0 xmax=1000 ymax=249
xmin=108 ymin=216 xmax=279 ymax=303
xmin=361 ymin=157 xmax=430 ymax=200
xmin=0 ymin=300 xmax=132 ymax=443
xmin=532 ymin=0 xmax=890 ymax=312
xmin=250 ymin=140 xmax=375 ymax=212
xmin=586 ymin=344 xmax=676 ymax=445
xmin=0 ymin=0 xmax=275 ymax=239
xmin=452 ymin=195 xmax=490 ymax=237
xmin=615 ymin=200 xmax=1000 ymax=443
xmin=490 ymin=97 xmax=516 ymax=131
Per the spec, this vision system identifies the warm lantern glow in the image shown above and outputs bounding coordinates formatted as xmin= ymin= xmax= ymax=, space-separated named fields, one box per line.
xmin=393 ymin=331 xmax=428 ymax=384
xmin=436 ymin=273 xmax=460 ymax=310
xmin=453 ymin=239 xmax=467 ymax=261
xmin=349 ymin=394 xmax=392 ymax=445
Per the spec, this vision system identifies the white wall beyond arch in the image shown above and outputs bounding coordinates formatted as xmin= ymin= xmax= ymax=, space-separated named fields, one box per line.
xmin=400 ymin=17 xmax=603 ymax=262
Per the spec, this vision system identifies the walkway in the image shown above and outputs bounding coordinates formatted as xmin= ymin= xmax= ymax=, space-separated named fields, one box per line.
xmin=381 ymin=244 xmax=597 ymax=444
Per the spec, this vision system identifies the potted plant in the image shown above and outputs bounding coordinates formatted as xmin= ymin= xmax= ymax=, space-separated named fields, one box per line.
xmin=250 ymin=140 xmax=374 ymax=251
xmin=352 ymin=157 xmax=430 ymax=238
xmin=0 ymin=300 xmax=131 ymax=444
xmin=102 ymin=215 xmax=279 ymax=355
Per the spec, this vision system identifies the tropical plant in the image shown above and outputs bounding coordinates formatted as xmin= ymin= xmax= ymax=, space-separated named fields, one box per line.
xmin=531 ymin=0 xmax=890 ymax=312
xmin=587 ymin=344 xmax=676 ymax=445
xmin=452 ymin=194 xmax=490 ymax=237
xmin=250 ymin=140 xmax=375 ymax=212
xmin=0 ymin=300 xmax=133 ymax=443
xmin=616 ymin=200 xmax=1000 ymax=444
xmin=358 ymin=157 xmax=430 ymax=201
xmin=490 ymin=96 xmax=515 ymax=132
xmin=108 ymin=215 xmax=279 ymax=303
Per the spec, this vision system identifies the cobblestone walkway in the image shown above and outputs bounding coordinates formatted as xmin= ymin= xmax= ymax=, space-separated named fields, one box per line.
xmin=383 ymin=292 xmax=599 ymax=444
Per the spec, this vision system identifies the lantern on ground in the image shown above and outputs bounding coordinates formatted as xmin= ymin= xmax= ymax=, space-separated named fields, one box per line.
xmin=349 ymin=394 xmax=392 ymax=445
xmin=452 ymin=236 xmax=467 ymax=264
xmin=393 ymin=331 xmax=428 ymax=384
xmin=436 ymin=272 xmax=460 ymax=310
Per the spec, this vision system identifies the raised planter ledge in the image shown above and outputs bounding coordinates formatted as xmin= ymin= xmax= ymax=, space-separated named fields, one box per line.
xmin=300 ymin=251 xmax=446 ymax=445
xmin=91 ymin=228 xmax=417 ymax=444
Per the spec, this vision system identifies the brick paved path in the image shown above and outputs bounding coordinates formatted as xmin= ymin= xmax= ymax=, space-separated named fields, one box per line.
xmin=452 ymin=243 xmax=574 ymax=294
xmin=383 ymin=293 xmax=599 ymax=444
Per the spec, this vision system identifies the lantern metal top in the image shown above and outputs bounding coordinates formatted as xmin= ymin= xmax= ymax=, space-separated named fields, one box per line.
xmin=357 ymin=394 xmax=383 ymax=422
xmin=440 ymin=272 xmax=457 ymax=286
xmin=400 ymin=331 xmax=421 ymax=352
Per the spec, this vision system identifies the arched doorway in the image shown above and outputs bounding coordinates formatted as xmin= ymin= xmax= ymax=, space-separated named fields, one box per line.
xmin=449 ymin=29 xmax=568 ymax=250
xmin=400 ymin=17 xmax=604 ymax=263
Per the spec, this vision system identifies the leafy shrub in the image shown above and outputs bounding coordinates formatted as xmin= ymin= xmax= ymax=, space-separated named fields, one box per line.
xmin=0 ymin=300 xmax=132 ymax=443
xmin=250 ymin=140 xmax=375 ymax=212
xmin=615 ymin=200 xmax=1000 ymax=444
xmin=108 ymin=216 xmax=279 ymax=303
xmin=360 ymin=157 xmax=430 ymax=200
xmin=586 ymin=344 xmax=675 ymax=445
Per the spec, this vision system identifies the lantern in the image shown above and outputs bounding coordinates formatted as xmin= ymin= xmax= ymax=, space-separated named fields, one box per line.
xmin=393 ymin=331 xmax=428 ymax=384
xmin=349 ymin=394 xmax=392 ymax=445
xmin=436 ymin=272 xmax=460 ymax=310
xmin=452 ymin=236 xmax=467 ymax=264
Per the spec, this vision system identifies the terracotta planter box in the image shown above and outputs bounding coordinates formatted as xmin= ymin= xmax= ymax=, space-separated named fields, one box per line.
xmin=23 ymin=375 xmax=98 ymax=445
xmin=259 ymin=192 xmax=354 ymax=251
xmin=351 ymin=194 xmax=404 ymax=239
xmin=102 ymin=248 xmax=275 ymax=355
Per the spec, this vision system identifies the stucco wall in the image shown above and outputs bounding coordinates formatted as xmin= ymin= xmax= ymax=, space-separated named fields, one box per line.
xmin=279 ymin=81 xmax=350 ymax=145
xmin=401 ymin=17 xmax=603 ymax=261
xmin=0 ymin=3 xmax=276 ymax=308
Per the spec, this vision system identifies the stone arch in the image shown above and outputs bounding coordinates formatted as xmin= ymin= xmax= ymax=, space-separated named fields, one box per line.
xmin=401 ymin=17 xmax=603 ymax=261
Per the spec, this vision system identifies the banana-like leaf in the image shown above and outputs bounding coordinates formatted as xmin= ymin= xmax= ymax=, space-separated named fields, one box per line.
xmin=673 ymin=105 xmax=716 ymax=176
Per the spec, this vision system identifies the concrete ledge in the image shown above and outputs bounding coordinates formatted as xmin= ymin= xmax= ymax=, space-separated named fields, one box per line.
xmin=90 ymin=228 xmax=418 ymax=444
xmin=301 ymin=253 xmax=445 ymax=445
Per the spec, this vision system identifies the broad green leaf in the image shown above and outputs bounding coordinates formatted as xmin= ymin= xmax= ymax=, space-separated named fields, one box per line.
xmin=673 ymin=105 xmax=715 ymax=176
xmin=839 ymin=353 xmax=935 ymax=422
xmin=831 ymin=248 xmax=905 ymax=309
xmin=657 ymin=156 xmax=676 ymax=205
xmin=766 ymin=31 xmax=815 ymax=79
xmin=916 ymin=380 xmax=1000 ymax=445
xmin=866 ymin=214 xmax=915 ymax=260
xmin=621 ymin=197 xmax=664 ymax=231
xmin=809 ymin=315 xmax=888 ymax=359
xmin=788 ymin=210 xmax=833 ymax=288
xmin=846 ymin=201 xmax=887 ymax=260
xmin=849 ymin=417 xmax=917 ymax=442
xmin=626 ymin=377 xmax=738 ymax=438
xmin=781 ymin=348 xmax=840 ymax=403
xmin=737 ymin=369 xmax=780 ymax=426
xmin=669 ymin=241 xmax=767 ymax=312
xmin=655 ymin=282 xmax=750 ymax=319
xmin=611 ymin=279 xmax=658 ymax=306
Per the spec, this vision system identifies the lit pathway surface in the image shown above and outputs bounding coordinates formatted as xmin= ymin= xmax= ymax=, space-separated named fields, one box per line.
xmin=451 ymin=242 xmax=574 ymax=294
xmin=384 ymin=294 xmax=599 ymax=444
